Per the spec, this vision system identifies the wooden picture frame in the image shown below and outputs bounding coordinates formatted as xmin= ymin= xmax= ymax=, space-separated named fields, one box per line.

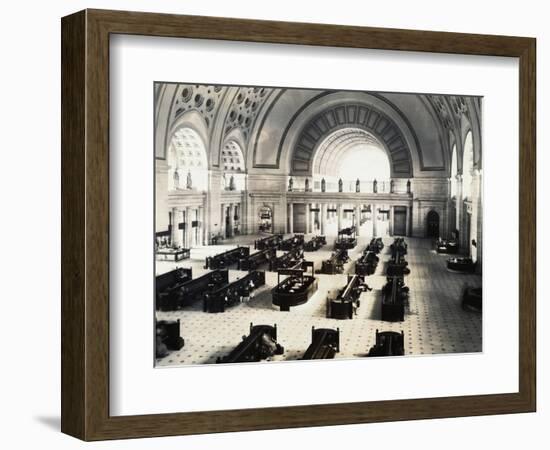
xmin=61 ymin=9 xmax=536 ymax=441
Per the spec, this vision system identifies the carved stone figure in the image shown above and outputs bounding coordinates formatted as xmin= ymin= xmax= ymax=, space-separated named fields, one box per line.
xmin=390 ymin=179 xmax=395 ymax=193
xmin=229 ymin=175 xmax=235 ymax=191
xmin=173 ymin=168 xmax=180 ymax=189
xmin=321 ymin=178 xmax=326 ymax=193
xmin=406 ymin=179 xmax=411 ymax=194
xmin=288 ymin=177 xmax=293 ymax=192
xmin=373 ymin=179 xmax=378 ymax=193
xmin=305 ymin=178 xmax=310 ymax=192
xmin=186 ymin=170 xmax=192 ymax=189
xmin=338 ymin=178 xmax=343 ymax=192
xmin=356 ymin=178 xmax=360 ymax=193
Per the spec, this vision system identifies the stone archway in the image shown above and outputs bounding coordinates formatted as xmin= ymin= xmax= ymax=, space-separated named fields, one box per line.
xmin=290 ymin=103 xmax=413 ymax=177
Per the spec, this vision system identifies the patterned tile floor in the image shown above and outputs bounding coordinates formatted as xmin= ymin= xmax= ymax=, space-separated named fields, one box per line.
xmin=155 ymin=235 xmax=482 ymax=366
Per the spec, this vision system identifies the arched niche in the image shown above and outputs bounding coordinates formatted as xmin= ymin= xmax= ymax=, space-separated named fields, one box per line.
xmin=167 ymin=126 xmax=209 ymax=191
xmin=166 ymin=109 xmax=210 ymax=163
xmin=221 ymin=128 xmax=247 ymax=171
xmin=220 ymin=135 xmax=247 ymax=191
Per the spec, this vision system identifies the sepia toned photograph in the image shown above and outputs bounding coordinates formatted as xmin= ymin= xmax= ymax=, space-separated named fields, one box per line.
xmin=154 ymin=83 xmax=483 ymax=366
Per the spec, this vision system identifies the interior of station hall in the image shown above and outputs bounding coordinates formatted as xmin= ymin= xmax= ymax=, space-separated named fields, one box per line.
xmin=154 ymin=83 xmax=483 ymax=365
xmin=155 ymin=84 xmax=482 ymax=266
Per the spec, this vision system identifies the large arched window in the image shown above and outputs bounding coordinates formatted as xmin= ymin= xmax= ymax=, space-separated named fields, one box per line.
xmin=168 ymin=127 xmax=208 ymax=191
xmin=450 ymin=143 xmax=458 ymax=197
xmin=462 ymin=131 xmax=474 ymax=199
xmin=312 ymin=128 xmax=391 ymax=192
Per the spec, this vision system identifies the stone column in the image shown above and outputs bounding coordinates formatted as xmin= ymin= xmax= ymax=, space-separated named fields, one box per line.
xmin=456 ymin=174 xmax=463 ymax=232
xmin=272 ymin=202 xmax=276 ymax=234
xmin=288 ymin=203 xmax=294 ymax=234
xmin=405 ymin=205 xmax=411 ymax=237
xmin=305 ymin=203 xmax=310 ymax=234
xmin=389 ymin=205 xmax=394 ymax=236
xmin=171 ymin=207 xmax=181 ymax=247
xmin=320 ymin=204 xmax=326 ymax=235
xmin=220 ymin=203 xmax=225 ymax=238
xmin=228 ymin=203 xmax=234 ymax=237
xmin=371 ymin=204 xmax=378 ymax=237
xmin=355 ymin=204 xmax=361 ymax=236
xmin=185 ymin=207 xmax=193 ymax=248
xmin=198 ymin=206 xmax=205 ymax=245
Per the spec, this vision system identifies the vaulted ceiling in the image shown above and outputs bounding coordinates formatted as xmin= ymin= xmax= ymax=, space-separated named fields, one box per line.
xmin=155 ymin=83 xmax=482 ymax=178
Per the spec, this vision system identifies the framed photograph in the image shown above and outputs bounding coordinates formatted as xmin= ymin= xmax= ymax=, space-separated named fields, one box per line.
xmin=61 ymin=9 xmax=536 ymax=441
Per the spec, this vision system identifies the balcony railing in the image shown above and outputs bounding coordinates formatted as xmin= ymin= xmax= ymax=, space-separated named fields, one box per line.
xmin=287 ymin=178 xmax=411 ymax=195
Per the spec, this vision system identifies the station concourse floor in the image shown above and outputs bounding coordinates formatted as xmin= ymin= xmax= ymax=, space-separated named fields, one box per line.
xmin=155 ymin=234 xmax=482 ymax=367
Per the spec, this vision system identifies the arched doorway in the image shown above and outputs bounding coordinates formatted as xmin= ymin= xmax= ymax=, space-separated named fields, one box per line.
xmin=427 ymin=210 xmax=440 ymax=238
xmin=258 ymin=205 xmax=273 ymax=233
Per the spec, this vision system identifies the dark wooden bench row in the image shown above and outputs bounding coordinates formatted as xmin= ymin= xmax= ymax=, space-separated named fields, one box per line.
xmin=155 ymin=319 xmax=185 ymax=358
xmin=355 ymin=250 xmax=379 ymax=276
xmin=390 ymin=237 xmax=408 ymax=257
xmin=387 ymin=238 xmax=410 ymax=276
xmin=204 ymin=270 xmax=265 ymax=313
xmin=215 ymin=326 xmax=405 ymax=363
xmin=155 ymin=267 xmax=193 ymax=308
xmin=216 ymin=323 xmax=284 ymax=363
xmin=254 ymin=234 xmax=283 ymax=250
xmin=327 ymin=274 xmax=371 ymax=320
xmin=367 ymin=330 xmax=405 ymax=356
xmin=304 ymin=235 xmax=326 ymax=251
xmin=366 ymin=237 xmax=384 ymax=254
xmin=301 ymin=327 xmax=340 ymax=360
xmin=237 ymin=248 xmax=275 ymax=271
xmin=204 ymin=246 xmax=250 ymax=270
xmin=156 ymin=269 xmax=228 ymax=311
xmin=279 ymin=234 xmax=304 ymax=251
xmin=381 ymin=276 xmax=409 ymax=322
xmin=320 ymin=248 xmax=349 ymax=274
xmin=269 ymin=248 xmax=304 ymax=272
xmin=338 ymin=226 xmax=356 ymax=236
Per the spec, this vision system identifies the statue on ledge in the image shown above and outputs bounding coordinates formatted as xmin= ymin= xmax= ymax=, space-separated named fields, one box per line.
xmin=229 ymin=175 xmax=236 ymax=191
xmin=373 ymin=179 xmax=378 ymax=193
xmin=338 ymin=178 xmax=343 ymax=192
xmin=390 ymin=179 xmax=395 ymax=193
xmin=305 ymin=177 xmax=310 ymax=192
xmin=321 ymin=178 xmax=326 ymax=192
xmin=173 ymin=168 xmax=180 ymax=189
xmin=186 ymin=170 xmax=192 ymax=190
xmin=356 ymin=178 xmax=360 ymax=193
xmin=406 ymin=179 xmax=411 ymax=194
xmin=288 ymin=177 xmax=293 ymax=192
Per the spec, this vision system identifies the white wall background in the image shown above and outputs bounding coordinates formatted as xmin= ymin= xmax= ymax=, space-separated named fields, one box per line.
xmin=0 ymin=0 xmax=546 ymax=448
